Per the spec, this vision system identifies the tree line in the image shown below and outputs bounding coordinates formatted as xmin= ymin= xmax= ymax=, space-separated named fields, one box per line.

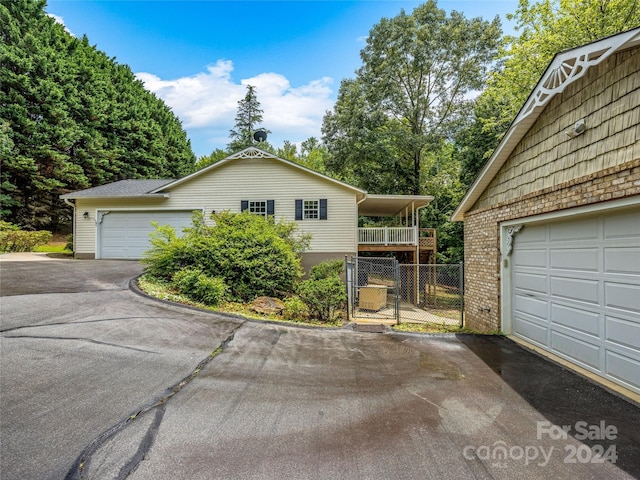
xmin=1 ymin=0 xmax=637 ymax=262
xmin=0 ymin=0 xmax=196 ymax=230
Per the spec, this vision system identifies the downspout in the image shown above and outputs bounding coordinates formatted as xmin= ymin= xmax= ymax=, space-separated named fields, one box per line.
xmin=63 ymin=198 xmax=76 ymax=256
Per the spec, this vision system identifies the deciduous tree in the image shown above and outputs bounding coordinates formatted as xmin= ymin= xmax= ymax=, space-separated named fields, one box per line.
xmin=323 ymin=1 xmax=502 ymax=195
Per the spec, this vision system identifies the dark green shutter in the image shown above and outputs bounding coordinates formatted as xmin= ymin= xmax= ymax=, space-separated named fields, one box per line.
xmin=241 ymin=200 xmax=248 ymax=212
xmin=267 ymin=200 xmax=274 ymax=216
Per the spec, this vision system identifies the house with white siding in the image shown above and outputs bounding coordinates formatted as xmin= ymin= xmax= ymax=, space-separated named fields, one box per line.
xmin=61 ymin=147 xmax=434 ymax=273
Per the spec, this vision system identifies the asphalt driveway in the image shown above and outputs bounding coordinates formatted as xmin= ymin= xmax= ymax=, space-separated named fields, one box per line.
xmin=1 ymin=253 xmax=639 ymax=479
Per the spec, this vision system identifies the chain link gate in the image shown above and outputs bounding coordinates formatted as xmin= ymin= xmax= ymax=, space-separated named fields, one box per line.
xmin=346 ymin=256 xmax=399 ymax=323
xmin=347 ymin=258 xmax=463 ymax=327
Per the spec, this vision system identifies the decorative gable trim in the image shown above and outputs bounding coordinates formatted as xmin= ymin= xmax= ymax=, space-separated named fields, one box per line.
xmin=151 ymin=146 xmax=366 ymax=197
xmin=514 ymin=29 xmax=640 ymax=126
xmin=451 ymin=27 xmax=640 ymax=222
xmin=226 ymin=148 xmax=273 ymax=159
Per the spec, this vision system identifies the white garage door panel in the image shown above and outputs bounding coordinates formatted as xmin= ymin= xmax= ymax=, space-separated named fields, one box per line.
xmin=606 ymin=316 xmax=640 ymax=350
xmin=513 ymin=271 xmax=547 ymax=293
xmin=514 ymin=293 xmax=547 ymax=320
xmin=514 ymin=317 xmax=548 ymax=345
xmin=604 ymin=210 xmax=640 ymax=238
xmin=551 ymin=303 xmax=599 ymax=336
xmin=605 ymin=247 xmax=640 ymax=274
xmin=605 ymin=282 xmax=640 ymax=312
xmin=515 ymin=248 xmax=547 ymax=267
xmin=550 ymin=248 xmax=598 ymax=271
xmin=549 ymin=216 xmax=599 ymax=241
xmin=550 ymin=331 xmax=600 ymax=369
xmin=606 ymin=351 xmax=640 ymax=388
xmin=550 ymin=276 xmax=599 ymax=304
xmin=510 ymin=208 xmax=640 ymax=394
xmin=99 ymin=211 xmax=194 ymax=259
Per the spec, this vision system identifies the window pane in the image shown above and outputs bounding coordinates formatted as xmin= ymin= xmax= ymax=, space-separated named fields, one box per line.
xmin=304 ymin=200 xmax=318 ymax=219
xmin=249 ymin=201 xmax=266 ymax=215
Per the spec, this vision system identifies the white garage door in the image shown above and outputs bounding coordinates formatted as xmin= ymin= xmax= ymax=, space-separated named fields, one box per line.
xmin=98 ymin=211 xmax=194 ymax=259
xmin=511 ymin=208 xmax=640 ymax=394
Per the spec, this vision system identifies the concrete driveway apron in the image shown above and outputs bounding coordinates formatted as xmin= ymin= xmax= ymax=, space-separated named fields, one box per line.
xmin=1 ymin=254 xmax=639 ymax=479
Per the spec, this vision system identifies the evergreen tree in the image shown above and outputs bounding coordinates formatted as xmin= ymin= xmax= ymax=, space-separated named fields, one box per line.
xmin=228 ymin=85 xmax=269 ymax=152
xmin=0 ymin=0 xmax=196 ymax=229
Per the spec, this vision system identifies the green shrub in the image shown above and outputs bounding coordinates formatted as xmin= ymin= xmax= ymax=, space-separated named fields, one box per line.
xmin=0 ymin=221 xmax=19 ymax=232
xmin=65 ymin=234 xmax=73 ymax=252
xmin=283 ymin=296 xmax=309 ymax=320
xmin=142 ymin=223 xmax=192 ymax=279
xmin=142 ymin=211 xmax=305 ymax=302
xmin=297 ymin=260 xmax=347 ymax=323
xmin=172 ymin=267 xmax=202 ymax=293
xmin=0 ymin=224 xmax=52 ymax=253
xmin=172 ymin=267 xmax=227 ymax=306
xmin=308 ymin=258 xmax=344 ymax=280
xmin=191 ymin=274 xmax=227 ymax=306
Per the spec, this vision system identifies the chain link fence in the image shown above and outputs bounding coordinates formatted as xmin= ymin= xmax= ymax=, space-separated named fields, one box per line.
xmin=398 ymin=264 xmax=463 ymax=327
xmin=347 ymin=258 xmax=463 ymax=327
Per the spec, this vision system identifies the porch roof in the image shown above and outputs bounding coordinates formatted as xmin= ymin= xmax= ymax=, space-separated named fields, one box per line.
xmin=358 ymin=194 xmax=434 ymax=217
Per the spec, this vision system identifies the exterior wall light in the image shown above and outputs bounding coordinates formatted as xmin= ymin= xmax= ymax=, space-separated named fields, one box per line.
xmin=566 ymin=118 xmax=586 ymax=137
xmin=83 ymin=211 xmax=90 ymax=220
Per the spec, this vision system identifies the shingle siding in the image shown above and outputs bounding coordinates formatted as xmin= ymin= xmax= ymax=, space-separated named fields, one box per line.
xmin=464 ymin=46 xmax=640 ymax=332
xmin=474 ymin=47 xmax=639 ymax=210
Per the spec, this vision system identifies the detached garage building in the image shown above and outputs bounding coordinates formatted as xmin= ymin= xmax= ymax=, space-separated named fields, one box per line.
xmin=452 ymin=28 xmax=640 ymax=396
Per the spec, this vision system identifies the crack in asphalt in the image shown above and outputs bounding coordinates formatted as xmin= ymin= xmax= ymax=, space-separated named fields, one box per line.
xmin=1 ymin=335 xmax=161 ymax=354
xmin=64 ymin=322 xmax=244 ymax=480
xmin=0 ymin=316 xmax=184 ymax=334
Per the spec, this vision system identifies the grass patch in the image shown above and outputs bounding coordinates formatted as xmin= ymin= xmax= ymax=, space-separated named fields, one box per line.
xmin=34 ymin=244 xmax=70 ymax=253
xmin=137 ymin=274 xmax=342 ymax=328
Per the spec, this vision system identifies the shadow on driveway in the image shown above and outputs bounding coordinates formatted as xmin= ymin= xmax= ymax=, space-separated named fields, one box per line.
xmin=457 ymin=335 xmax=640 ymax=478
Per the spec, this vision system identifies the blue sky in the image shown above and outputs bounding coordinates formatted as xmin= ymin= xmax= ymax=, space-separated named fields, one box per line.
xmin=47 ymin=1 xmax=519 ymax=158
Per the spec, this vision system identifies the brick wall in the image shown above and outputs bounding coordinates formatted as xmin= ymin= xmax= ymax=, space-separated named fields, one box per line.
xmin=463 ymin=159 xmax=640 ymax=332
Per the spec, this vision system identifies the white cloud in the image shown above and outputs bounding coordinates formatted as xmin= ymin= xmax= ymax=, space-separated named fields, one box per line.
xmin=136 ymin=60 xmax=334 ymax=151
xmin=47 ymin=13 xmax=74 ymax=36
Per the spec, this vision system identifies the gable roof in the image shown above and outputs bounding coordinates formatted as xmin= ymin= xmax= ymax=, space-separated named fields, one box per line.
xmin=60 ymin=179 xmax=173 ymax=199
xmin=149 ymin=147 xmax=367 ymax=197
xmin=451 ymin=27 xmax=640 ymax=222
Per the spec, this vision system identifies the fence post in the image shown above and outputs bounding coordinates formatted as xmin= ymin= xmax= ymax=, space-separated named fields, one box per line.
xmin=395 ymin=259 xmax=400 ymax=325
xmin=459 ymin=261 xmax=464 ymax=328
xmin=344 ymin=256 xmax=350 ymax=323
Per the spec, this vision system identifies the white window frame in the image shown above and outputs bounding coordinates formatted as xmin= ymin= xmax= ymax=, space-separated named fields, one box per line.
xmin=303 ymin=200 xmax=319 ymax=220
xmin=248 ymin=200 xmax=267 ymax=216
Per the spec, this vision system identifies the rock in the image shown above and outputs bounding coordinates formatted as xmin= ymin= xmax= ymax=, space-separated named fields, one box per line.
xmin=250 ymin=296 xmax=285 ymax=315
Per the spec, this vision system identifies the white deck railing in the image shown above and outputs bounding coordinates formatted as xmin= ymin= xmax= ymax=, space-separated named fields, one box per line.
xmin=358 ymin=227 xmax=417 ymax=245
